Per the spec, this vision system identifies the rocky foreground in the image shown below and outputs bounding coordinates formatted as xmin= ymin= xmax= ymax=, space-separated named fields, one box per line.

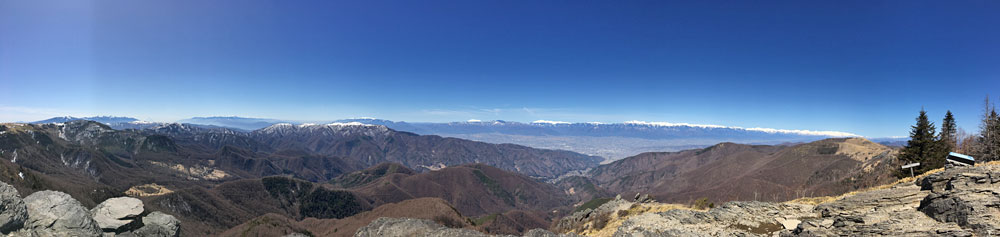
xmin=0 ymin=181 xmax=179 ymax=237
xmin=359 ymin=163 xmax=1000 ymax=236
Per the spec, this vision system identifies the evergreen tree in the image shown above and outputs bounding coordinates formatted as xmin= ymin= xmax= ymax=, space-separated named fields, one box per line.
xmin=898 ymin=109 xmax=946 ymax=176
xmin=940 ymin=110 xmax=957 ymax=152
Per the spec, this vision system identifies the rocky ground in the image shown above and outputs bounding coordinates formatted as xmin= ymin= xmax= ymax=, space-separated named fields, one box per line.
xmin=0 ymin=181 xmax=180 ymax=237
xmin=357 ymin=163 xmax=1000 ymax=237
xmin=355 ymin=217 xmax=577 ymax=237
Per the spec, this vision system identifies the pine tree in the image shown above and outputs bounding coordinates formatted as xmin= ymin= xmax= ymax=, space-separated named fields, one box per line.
xmin=899 ymin=109 xmax=946 ymax=176
xmin=940 ymin=110 xmax=957 ymax=152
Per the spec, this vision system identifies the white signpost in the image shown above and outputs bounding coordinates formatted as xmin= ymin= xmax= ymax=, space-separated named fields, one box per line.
xmin=902 ymin=162 xmax=920 ymax=178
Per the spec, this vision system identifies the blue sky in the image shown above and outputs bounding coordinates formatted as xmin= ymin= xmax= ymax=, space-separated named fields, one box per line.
xmin=1 ymin=1 xmax=998 ymax=137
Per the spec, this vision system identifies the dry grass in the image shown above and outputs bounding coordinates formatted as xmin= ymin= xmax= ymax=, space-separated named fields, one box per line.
xmin=125 ymin=183 xmax=174 ymax=197
xmin=835 ymin=137 xmax=893 ymax=162
xmin=978 ymin=160 xmax=1000 ymax=166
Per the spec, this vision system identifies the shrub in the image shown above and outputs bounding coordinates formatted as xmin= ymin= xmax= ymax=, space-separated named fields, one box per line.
xmin=592 ymin=212 xmax=611 ymax=230
xmin=472 ymin=213 xmax=499 ymax=226
xmin=692 ymin=197 xmax=714 ymax=210
xmin=617 ymin=209 xmax=629 ymax=217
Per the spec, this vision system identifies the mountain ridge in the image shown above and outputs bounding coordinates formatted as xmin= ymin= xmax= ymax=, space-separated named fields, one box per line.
xmin=588 ymin=137 xmax=899 ymax=204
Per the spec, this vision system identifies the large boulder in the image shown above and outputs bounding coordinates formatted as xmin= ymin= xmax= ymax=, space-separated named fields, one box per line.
xmin=132 ymin=211 xmax=180 ymax=237
xmin=917 ymin=165 xmax=1000 ymax=236
xmin=23 ymin=190 xmax=101 ymax=237
xmin=91 ymin=197 xmax=144 ymax=232
xmin=0 ymin=181 xmax=27 ymax=234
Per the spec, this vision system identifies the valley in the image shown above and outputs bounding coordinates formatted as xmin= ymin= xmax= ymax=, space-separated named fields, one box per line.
xmin=0 ymin=118 xmax=914 ymax=236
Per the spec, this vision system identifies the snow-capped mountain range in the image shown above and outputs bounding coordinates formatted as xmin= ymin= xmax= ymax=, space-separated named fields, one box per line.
xmin=252 ymin=122 xmax=391 ymax=139
xmin=29 ymin=116 xmax=893 ymax=161
xmin=176 ymin=116 xmax=292 ymax=130
xmin=333 ymin=118 xmax=859 ymax=140
xmin=30 ymin=116 xmax=140 ymax=125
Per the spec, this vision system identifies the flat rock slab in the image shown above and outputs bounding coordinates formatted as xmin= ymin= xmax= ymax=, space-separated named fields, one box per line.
xmin=92 ymin=197 xmax=144 ymax=231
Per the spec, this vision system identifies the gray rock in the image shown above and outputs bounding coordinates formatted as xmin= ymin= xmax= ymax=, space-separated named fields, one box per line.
xmin=613 ymin=201 xmax=814 ymax=237
xmin=91 ymin=197 xmax=144 ymax=232
xmin=522 ymin=228 xmax=580 ymax=237
xmin=917 ymin=165 xmax=1000 ymax=236
xmin=353 ymin=217 xmax=577 ymax=237
xmin=793 ymin=167 xmax=980 ymax=237
xmin=355 ymin=217 xmax=487 ymax=237
xmin=6 ymin=228 xmax=39 ymax=236
xmin=0 ymin=181 xmax=27 ymax=234
xmin=133 ymin=211 xmax=180 ymax=237
xmin=553 ymin=197 xmax=632 ymax=233
xmin=23 ymin=190 xmax=101 ymax=237
xmin=634 ymin=194 xmax=654 ymax=203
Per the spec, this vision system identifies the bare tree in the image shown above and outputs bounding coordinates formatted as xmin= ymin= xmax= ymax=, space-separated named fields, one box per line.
xmin=956 ymin=127 xmax=975 ymax=154
xmin=975 ymin=96 xmax=1000 ymax=161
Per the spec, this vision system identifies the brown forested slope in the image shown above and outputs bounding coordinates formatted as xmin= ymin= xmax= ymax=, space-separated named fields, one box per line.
xmin=590 ymin=138 xmax=899 ymax=203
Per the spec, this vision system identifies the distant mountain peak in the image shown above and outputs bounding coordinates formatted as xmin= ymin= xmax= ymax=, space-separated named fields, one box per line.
xmin=177 ymin=116 xmax=290 ymax=130
xmin=31 ymin=116 xmax=139 ymax=125
xmin=625 ymin=120 xmax=859 ymax=137
xmin=532 ymin=120 xmax=571 ymax=125
xmin=457 ymin=119 xmax=509 ymax=125
xmin=189 ymin=116 xmax=266 ymax=119
xmin=324 ymin=122 xmax=377 ymax=127
xmin=256 ymin=121 xmax=388 ymax=136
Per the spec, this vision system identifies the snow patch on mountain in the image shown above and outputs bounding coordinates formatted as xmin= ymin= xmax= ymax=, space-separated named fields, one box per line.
xmin=743 ymin=127 xmax=859 ymax=137
xmin=624 ymin=120 xmax=729 ymax=129
xmin=325 ymin=122 xmax=375 ymax=127
xmin=626 ymin=120 xmax=858 ymax=137
xmin=532 ymin=120 xmax=571 ymax=125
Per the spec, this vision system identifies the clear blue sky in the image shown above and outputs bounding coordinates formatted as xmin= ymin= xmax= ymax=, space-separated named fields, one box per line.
xmin=1 ymin=1 xmax=998 ymax=137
